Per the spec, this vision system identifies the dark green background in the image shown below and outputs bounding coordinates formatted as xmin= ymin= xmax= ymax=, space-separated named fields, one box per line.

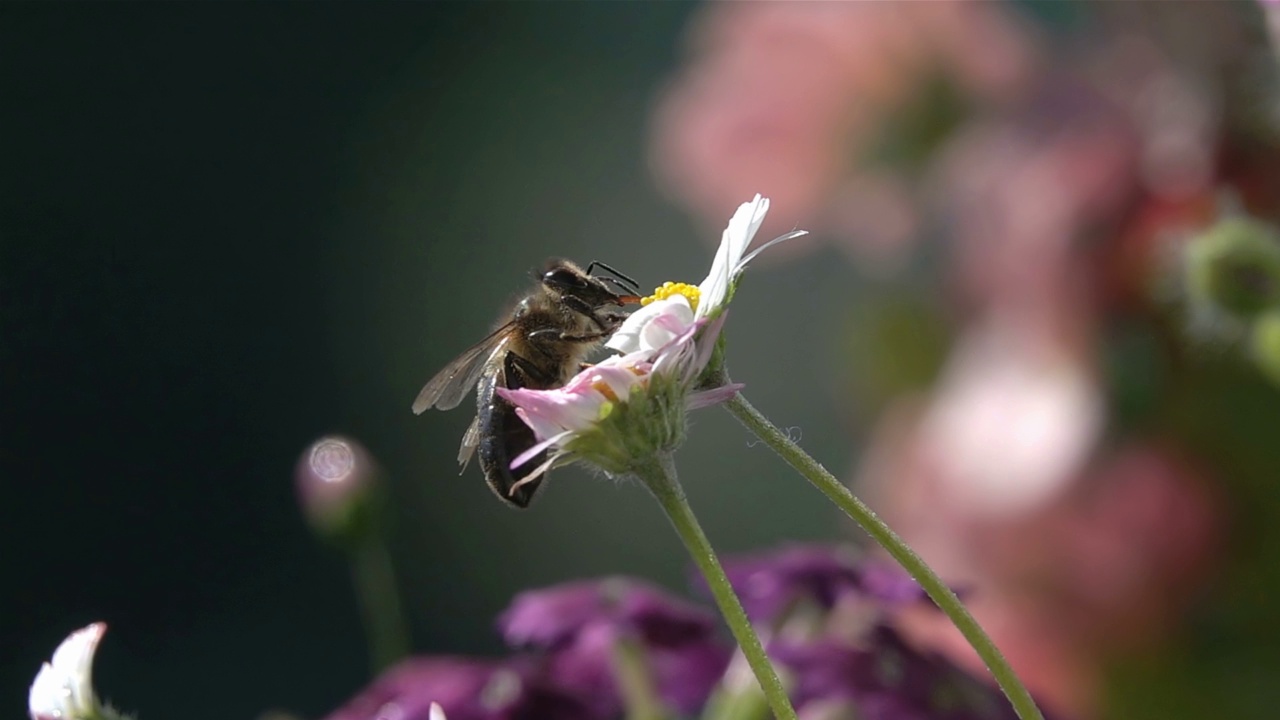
xmin=1 ymin=5 xmax=860 ymax=718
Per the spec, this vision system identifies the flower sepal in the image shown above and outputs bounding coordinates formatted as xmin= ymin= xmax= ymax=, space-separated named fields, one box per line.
xmin=560 ymin=368 xmax=690 ymax=477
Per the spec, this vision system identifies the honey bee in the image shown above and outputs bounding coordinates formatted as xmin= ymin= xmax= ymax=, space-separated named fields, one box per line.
xmin=412 ymin=259 xmax=640 ymax=508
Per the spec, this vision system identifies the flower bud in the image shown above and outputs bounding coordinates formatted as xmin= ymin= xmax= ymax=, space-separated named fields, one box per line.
xmin=1185 ymin=216 xmax=1280 ymax=320
xmin=295 ymin=436 xmax=383 ymax=546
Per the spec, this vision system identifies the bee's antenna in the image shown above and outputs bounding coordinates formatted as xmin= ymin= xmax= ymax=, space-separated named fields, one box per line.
xmin=585 ymin=261 xmax=641 ymax=294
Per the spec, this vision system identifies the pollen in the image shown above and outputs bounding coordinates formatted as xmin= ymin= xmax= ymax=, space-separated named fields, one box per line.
xmin=592 ymin=377 xmax=620 ymax=403
xmin=641 ymin=281 xmax=700 ymax=312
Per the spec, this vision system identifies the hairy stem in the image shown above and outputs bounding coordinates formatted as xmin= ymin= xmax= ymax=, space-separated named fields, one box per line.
xmin=634 ymin=453 xmax=798 ymax=720
xmin=722 ymin=392 xmax=1044 ymax=720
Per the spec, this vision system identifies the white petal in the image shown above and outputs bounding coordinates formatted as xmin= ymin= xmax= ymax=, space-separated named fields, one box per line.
xmin=604 ymin=296 xmax=693 ymax=355
xmin=29 ymin=664 xmax=63 ymax=720
xmin=430 ymin=702 xmax=448 ymax=720
xmin=30 ymin=623 xmax=105 ymax=720
xmin=605 ymin=302 xmax=666 ymax=354
xmin=698 ymin=194 xmax=769 ymax=318
xmin=640 ymin=297 xmax=694 ymax=351
xmin=737 ymin=229 xmax=809 ymax=270
xmin=510 ymin=429 xmax=575 ymax=470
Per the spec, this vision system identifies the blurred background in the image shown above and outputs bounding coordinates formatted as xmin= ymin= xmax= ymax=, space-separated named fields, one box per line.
xmin=6 ymin=2 xmax=1280 ymax=720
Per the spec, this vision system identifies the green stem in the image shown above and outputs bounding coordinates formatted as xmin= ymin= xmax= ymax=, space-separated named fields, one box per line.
xmin=610 ymin=635 xmax=670 ymax=720
xmin=351 ymin=537 xmax=410 ymax=673
xmin=722 ymin=392 xmax=1044 ymax=720
xmin=701 ymin=651 xmax=771 ymax=720
xmin=634 ymin=453 xmax=798 ymax=720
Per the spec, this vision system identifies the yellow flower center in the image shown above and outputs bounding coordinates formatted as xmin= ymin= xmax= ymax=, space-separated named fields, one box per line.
xmin=641 ymin=281 xmax=700 ymax=312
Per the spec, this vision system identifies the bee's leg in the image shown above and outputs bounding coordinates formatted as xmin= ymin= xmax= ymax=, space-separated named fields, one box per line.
xmin=528 ymin=327 xmax=611 ymax=344
xmin=598 ymin=310 xmax=629 ymax=329
xmin=547 ymin=329 xmax=617 ymax=344
xmin=559 ymin=295 xmax=612 ymax=331
xmin=506 ymin=351 xmax=558 ymax=387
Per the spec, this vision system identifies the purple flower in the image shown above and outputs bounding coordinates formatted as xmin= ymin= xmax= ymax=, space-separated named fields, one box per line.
xmin=716 ymin=545 xmax=945 ymax=624
xmin=499 ymin=578 xmax=717 ymax=650
xmin=856 ymin=560 xmax=935 ymax=607
xmin=718 ymin=544 xmax=864 ymax=623
xmin=321 ymin=657 xmax=593 ymax=720
xmin=774 ymin=625 xmax=1042 ymax=720
xmin=498 ymin=578 xmax=731 ymax=717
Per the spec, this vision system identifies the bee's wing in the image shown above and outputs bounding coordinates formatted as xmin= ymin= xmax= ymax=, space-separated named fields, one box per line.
xmin=457 ymin=415 xmax=482 ymax=472
xmin=412 ymin=325 xmax=514 ymax=413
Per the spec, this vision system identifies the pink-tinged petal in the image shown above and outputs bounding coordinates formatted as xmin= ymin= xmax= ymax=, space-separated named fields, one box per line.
xmin=652 ymin=342 xmax=693 ymax=378
xmin=510 ymin=430 xmax=574 ymax=470
xmin=567 ymin=351 xmax=647 ymax=391
xmin=687 ymin=383 xmax=745 ymax=409
xmin=652 ymin=316 xmax=709 ymax=377
xmin=562 ymin=366 xmax=609 ymax=395
xmin=499 ymin=386 xmax=604 ymax=438
xmin=498 ymin=388 xmax=568 ymax=439
xmin=517 ymin=408 xmax=570 ymax=444
xmin=552 ymin=352 xmax=649 ymax=408
xmin=589 ymin=365 xmax=644 ymax=404
xmin=529 ymin=397 xmax=600 ymax=439
xmin=508 ymin=451 xmax=564 ymax=495
xmin=429 ymin=702 xmax=447 ymax=720
xmin=512 ymin=397 xmax=583 ymax=443
xmin=642 ymin=297 xmax=695 ymax=350
xmin=688 ymin=310 xmax=730 ymax=382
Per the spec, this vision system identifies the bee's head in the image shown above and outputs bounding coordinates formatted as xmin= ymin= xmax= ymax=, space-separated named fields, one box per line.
xmin=540 ymin=259 xmax=638 ymax=307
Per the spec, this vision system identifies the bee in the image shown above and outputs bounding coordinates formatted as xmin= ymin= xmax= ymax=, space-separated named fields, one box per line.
xmin=412 ymin=259 xmax=641 ymax=508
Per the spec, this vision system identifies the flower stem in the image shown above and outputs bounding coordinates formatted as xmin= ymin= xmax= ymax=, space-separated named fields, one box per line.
xmin=701 ymin=650 xmax=771 ymax=720
xmin=611 ymin=635 xmax=671 ymax=720
xmin=634 ymin=453 xmax=798 ymax=720
xmin=350 ymin=537 xmax=410 ymax=673
xmin=721 ymin=392 xmax=1045 ymax=720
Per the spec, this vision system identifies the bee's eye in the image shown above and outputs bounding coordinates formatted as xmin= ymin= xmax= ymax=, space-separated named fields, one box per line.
xmin=543 ymin=268 xmax=586 ymax=290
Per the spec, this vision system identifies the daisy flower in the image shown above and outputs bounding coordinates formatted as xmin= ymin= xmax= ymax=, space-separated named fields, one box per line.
xmin=496 ymin=194 xmax=805 ymax=489
xmin=605 ymin=194 xmax=806 ymax=357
